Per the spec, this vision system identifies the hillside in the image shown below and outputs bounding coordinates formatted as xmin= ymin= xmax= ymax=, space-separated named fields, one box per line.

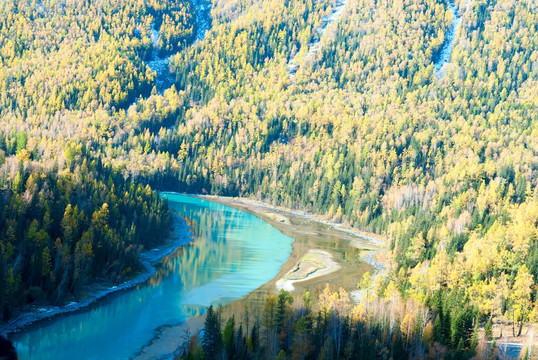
xmin=0 ymin=0 xmax=537 ymax=354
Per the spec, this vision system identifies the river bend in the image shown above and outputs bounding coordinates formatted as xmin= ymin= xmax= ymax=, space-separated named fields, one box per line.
xmin=11 ymin=194 xmax=293 ymax=360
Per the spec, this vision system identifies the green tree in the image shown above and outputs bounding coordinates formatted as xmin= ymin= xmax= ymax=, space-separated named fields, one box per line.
xmin=484 ymin=318 xmax=493 ymax=341
xmin=15 ymin=131 xmax=28 ymax=154
xmin=510 ymin=265 xmax=534 ymax=336
xmin=202 ymin=305 xmax=222 ymax=359
xmin=223 ymin=316 xmax=235 ymax=359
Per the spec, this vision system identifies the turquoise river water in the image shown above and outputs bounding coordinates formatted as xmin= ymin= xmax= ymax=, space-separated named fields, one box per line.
xmin=11 ymin=194 xmax=293 ymax=359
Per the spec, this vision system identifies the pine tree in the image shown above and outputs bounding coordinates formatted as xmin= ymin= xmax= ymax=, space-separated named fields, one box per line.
xmin=223 ymin=315 xmax=235 ymax=359
xmin=249 ymin=321 xmax=259 ymax=354
xmin=484 ymin=318 xmax=493 ymax=341
xmin=202 ymin=305 xmax=222 ymax=359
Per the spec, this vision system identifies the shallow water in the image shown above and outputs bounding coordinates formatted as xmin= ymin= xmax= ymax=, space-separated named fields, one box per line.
xmin=11 ymin=194 xmax=293 ymax=360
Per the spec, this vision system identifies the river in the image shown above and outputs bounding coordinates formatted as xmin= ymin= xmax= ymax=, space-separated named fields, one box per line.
xmin=10 ymin=194 xmax=293 ymax=360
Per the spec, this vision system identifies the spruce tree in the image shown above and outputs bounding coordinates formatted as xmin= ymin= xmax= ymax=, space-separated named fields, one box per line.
xmin=202 ymin=305 xmax=222 ymax=359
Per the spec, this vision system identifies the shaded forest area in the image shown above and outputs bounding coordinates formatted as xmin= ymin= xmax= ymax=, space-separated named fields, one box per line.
xmin=0 ymin=148 xmax=170 ymax=319
xmin=181 ymin=288 xmax=497 ymax=360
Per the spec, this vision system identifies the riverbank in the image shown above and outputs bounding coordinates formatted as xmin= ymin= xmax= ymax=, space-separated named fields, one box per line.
xmin=134 ymin=194 xmax=387 ymax=359
xmin=133 ymin=314 xmax=207 ymax=360
xmin=210 ymin=196 xmax=385 ymax=245
xmin=208 ymin=196 xmax=388 ymax=295
xmin=207 ymin=196 xmax=387 ymax=273
xmin=0 ymin=213 xmax=193 ymax=336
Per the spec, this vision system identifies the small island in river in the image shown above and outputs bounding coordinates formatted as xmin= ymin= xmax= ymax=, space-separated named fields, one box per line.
xmin=276 ymin=249 xmax=340 ymax=292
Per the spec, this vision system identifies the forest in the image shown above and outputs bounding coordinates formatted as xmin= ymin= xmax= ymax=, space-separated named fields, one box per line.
xmin=0 ymin=148 xmax=170 ymax=319
xmin=0 ymin=0 xmax=187 ymax=318
xmin=1 ymin=0 xmax=537 ymax=353
xmin=154 ymin=0 xmax=537 ymax=343
xmin=180 ymin=287 xmax=495 ymax=359
xmin=159 ymin=0 xmax=538 ymax=343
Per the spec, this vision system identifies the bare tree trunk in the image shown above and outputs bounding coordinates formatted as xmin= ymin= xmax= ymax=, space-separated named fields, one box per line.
xmin=512 ymin=309 xmax=516 ymax=337
xmin=517 ymin=299 xmax=526 ymax=337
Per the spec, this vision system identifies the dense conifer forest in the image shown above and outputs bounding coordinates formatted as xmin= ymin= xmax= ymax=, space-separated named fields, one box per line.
xmin=181 ymin=288 xmax=484 ymax=359
xmin=1 ymin=0 xmax=537 ymax=355
xmin=0 ymin=154 xmax=170 ymax=319
xmin=0 ymin=0 xmax=188 ymax=318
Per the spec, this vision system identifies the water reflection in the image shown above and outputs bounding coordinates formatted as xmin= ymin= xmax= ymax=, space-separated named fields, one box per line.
xmin=12 ymin=194 xmax=293 ymax=360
